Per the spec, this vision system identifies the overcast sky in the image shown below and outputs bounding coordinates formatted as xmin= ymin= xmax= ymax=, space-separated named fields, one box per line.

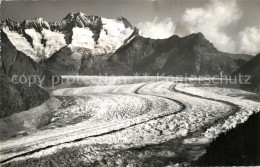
xmin=1 ymin=0 xmax=260 ymax=55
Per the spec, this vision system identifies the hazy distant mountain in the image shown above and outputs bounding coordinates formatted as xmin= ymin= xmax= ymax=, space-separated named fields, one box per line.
xmin=1 ymin=12 xmax=252 ymax=77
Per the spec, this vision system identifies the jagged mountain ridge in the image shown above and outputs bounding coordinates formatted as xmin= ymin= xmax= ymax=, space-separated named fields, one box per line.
xmin=1 ymin=12 xmax=252 ymax=76
xmin=1 ymin=12 xmax=138 ymax=62
xmin=79 ymin=33 xmax=252 ymax=76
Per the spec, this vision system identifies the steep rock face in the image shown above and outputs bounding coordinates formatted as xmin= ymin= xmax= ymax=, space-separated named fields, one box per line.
xmin=50 ymin=12 xmax=102 ymax=31
xmin=0 ymin=35 xmax=50 ymax=118
xmin=21 ymin=18 xmax=50 ymax=32
xmin=80 ymin=33 xmax=251 ymax=76
xmin=0 ymin=73 xmax=25 ymax=118
xmin=2 ymin=19 xmax=21 ymax=32
xmin=0 ymin=68 xmax=50 ymax=118
xmin=43 ymin=46 xmax=81 ymax=75
xmin=1 ymin=31 xmax=61 ymax=87
xmin=233 ymin=53 xmax=260 ymax=93
xmin=50 ymin=13 xmax=103 ymax=44
xmin=233 ymin=53 xmax=260 ymax=77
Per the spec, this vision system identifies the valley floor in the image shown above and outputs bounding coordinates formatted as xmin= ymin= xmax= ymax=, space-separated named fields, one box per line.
xmin=0 ymin=77 xmax=259 ymax=166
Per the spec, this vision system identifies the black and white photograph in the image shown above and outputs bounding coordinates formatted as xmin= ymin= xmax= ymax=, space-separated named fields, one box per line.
xmin=0 ymin=0 xmax=260 ymax=166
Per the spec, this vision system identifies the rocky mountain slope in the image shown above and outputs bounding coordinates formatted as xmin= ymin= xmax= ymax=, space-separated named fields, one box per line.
xmin=233 ymin=53 xmax=260 ymax=93
xmin=1 ymin=12 xmax=252 ymax=76
xmin=80 ymin=33 xmax=252 ymax=76
xmin=0 ymin=29 xmax=50 ymax=118
xmin=0 ymin=65 xmax=50 ymax=118
xmin=1 ymin=25 xmax=61 ymax=87
xmin=233 ymin=53 xmax=260 ymax=77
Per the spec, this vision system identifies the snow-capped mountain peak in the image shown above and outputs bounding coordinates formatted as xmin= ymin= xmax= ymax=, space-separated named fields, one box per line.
xmin=2 ymin=19 xmax=21 ymax=32
xmin=1 ymin=12 xmax=138 ymax=62
xmin=116 ymin=16 xmax=135 ymax=29
xmin=57 ymin=12 xmax=102 ymax=31
xmin=21 ymin=17 xmax=50 ymax=31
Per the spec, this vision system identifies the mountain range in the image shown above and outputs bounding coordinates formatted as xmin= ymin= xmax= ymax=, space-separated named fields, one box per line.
xmin=1 ymin=12 xmax=253 ymax=78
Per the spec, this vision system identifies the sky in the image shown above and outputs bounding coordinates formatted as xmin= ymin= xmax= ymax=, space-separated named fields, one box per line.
xmin=1 ymin=0 xmax=260 ymax=55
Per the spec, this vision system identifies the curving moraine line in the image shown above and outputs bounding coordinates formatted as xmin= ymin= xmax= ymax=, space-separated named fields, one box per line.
xmin=0 ymin=82 xmax=242 ymax=165
xmin=0 ymin=83 xmax=187 ymax=164
xmin=171 ymin=84 xmax=241 ymax=125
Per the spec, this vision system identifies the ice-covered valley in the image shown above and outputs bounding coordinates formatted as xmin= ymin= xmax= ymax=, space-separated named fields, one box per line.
xmin=0 ymin=77 xmax=259 ymax=166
